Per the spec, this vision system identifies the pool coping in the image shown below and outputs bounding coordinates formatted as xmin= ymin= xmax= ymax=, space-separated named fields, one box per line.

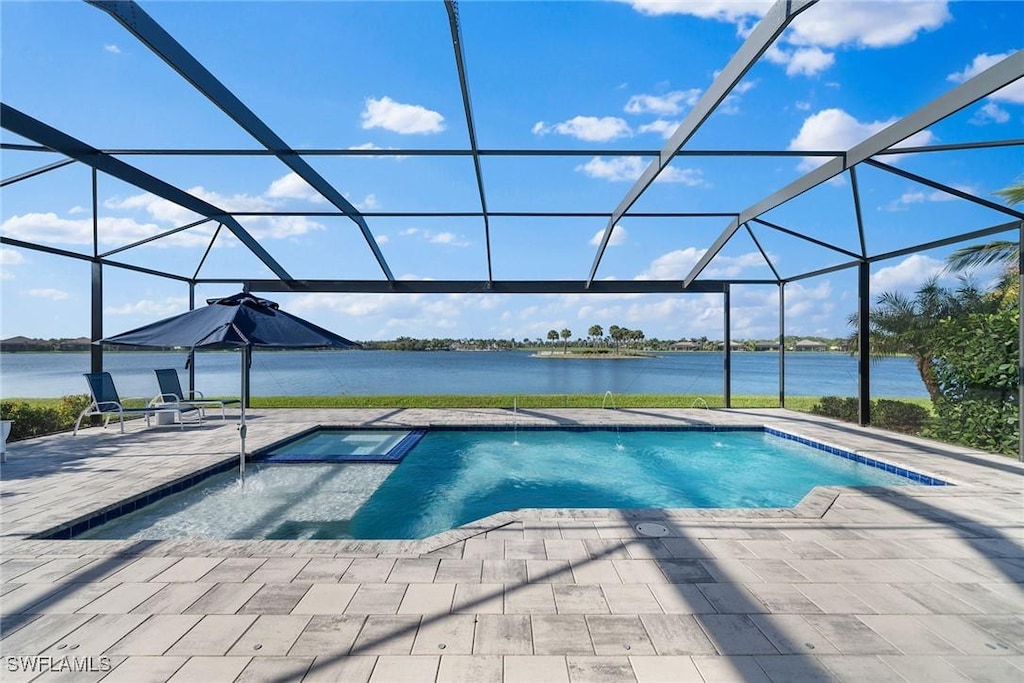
xmin=32 ymin=422 xmax=955 ymax=551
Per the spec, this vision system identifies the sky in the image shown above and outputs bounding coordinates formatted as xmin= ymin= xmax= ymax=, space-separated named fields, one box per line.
xmin=1 ymin=0 xmax=1022 ymax=343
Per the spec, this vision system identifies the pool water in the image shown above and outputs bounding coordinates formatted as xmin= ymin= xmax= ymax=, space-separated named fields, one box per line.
xmin=81 ymin=430 xmax=919 ymax=541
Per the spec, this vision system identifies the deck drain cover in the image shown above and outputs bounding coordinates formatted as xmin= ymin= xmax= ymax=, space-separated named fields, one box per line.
xmin=636 ymin=522 xmax=669 ymax=537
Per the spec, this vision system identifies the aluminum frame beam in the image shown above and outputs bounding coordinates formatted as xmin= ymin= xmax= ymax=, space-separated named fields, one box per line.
xmin=234 ymin=279 xmax=742 ymax=295
xmin=858 ymin=261 xmax=871 ymax=426
xmin=684 ymin=49 xmax=1024 ymax=286
xmin=5 ymin=141 xmax=1019 ymax=157
xmin=0 ymin=236 xmax=193 ymax=282
xmin=445 ymin=0 xmax=493 ymax=282
xmin=100 ymin=217 xmax=213 ymax=258
xmin=752 ymin=217 xmax=863 ymax=260
xmin=0 ymin=103 xmax=292 ymax=280
xmin=587 ymin=0 xmax=818 ymax=286
xmin=865 ymin=159 xmax=1024 ymax=219
xmin=88 ymin=0 xmax=394 ymax=282
xmin=1 ymin=158 xmax=75 ymax=187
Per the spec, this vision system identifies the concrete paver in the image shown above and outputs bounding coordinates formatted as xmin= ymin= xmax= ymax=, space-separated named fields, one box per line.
xmin=1 ymin=407 xmax=1021 ymax=682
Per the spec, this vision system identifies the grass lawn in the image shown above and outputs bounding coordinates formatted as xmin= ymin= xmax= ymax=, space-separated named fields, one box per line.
xmin=10 ymin=394 xmax=933 ymax=412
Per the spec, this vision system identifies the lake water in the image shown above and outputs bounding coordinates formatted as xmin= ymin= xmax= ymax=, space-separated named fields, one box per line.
xmin=0 ymin=350 xmax=927 ymax=399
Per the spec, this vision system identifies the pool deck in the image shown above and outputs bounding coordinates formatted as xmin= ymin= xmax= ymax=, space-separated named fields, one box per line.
xmin=1 ymin=408 xmax=1022 ymax=682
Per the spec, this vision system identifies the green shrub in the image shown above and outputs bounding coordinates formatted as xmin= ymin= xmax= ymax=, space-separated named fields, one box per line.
xmin=873 ymin=399 xmax=930 ymax=434
xmin=810 ymin=396 xmax=859 ymax=423
xmin=810 ymin=396 xmax=931 ymax=435
xmin=0 ymin=395 xmax=92 ymax=440
xmin=926 ymin=308 xmax=1018 ymax=456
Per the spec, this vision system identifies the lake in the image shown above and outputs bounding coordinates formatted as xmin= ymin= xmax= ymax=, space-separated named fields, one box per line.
xmin=0 ymin=350 xmax=927 ymax=400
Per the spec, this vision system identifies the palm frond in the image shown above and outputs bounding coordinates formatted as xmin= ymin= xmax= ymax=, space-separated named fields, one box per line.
xmin=994 ymin=181 xmax=1024 ymax=207
xmin=945 ymin=241 xmax=1018 ymax=272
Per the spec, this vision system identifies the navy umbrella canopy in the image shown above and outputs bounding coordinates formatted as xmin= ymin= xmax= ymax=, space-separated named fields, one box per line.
xmin=101 ymin=292 xmax=359 ymax=477
xmin=102 ymin=292 xmax=358 ymax=350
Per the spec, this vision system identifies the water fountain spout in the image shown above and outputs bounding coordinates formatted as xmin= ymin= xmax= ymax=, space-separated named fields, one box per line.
xmin=602 ymin=390 xmax=617 ymax=410
xmin=513 ymin=396 xmax=519 ymax=445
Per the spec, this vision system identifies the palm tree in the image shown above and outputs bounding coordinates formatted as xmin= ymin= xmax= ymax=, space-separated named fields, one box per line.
xmin=849 ymin=278 xmax=991 ymax=402
xmin=546 ymin=330 xmax=559 ymax=346
xmin=560 ymin=328 xmax=572 ymax=353
xmin=588 ymin=324 xmax=603 ymax=346
xmin=945 ymin=180 xmax=1022 ymax=298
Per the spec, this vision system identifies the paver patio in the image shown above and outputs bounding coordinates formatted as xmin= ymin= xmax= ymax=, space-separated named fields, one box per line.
xmin=1 ymin=408 xmax=1022 ymax=682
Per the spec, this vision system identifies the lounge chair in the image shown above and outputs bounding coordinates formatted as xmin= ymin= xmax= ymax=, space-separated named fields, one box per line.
xmin=74 ymin=371 xmax=201 ymax=435
xmin=153 ymin=368 xmax=239 ymax=419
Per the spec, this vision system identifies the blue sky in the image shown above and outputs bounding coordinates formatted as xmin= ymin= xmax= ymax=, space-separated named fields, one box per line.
xmin=1 ymin=0 xmax=1021 ymax=343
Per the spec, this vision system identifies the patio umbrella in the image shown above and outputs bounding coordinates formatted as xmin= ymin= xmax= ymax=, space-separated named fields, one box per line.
xmin=100 ymin=292 xmax=359 ymax=478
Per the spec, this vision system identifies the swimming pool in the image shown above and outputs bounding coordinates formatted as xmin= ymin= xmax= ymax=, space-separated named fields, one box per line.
xmin=76 ymin=428 xmax=940 ymax=541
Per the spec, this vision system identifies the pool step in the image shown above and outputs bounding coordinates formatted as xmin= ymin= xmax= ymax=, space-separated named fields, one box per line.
xmin=264 ymin=429 xmax=427 ymax=464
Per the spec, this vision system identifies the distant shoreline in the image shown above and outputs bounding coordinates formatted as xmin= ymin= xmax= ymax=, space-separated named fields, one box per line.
xmin=531 ymin=351 xmax=656 ymax=360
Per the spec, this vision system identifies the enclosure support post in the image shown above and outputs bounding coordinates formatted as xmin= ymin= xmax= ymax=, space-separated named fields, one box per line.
xmin=90 ymin=168 xmax=102 ymax=377
xmin=724 ymin=285 xmax=732 ymax=408
xmin=779 ymin=282 xmax=786 ymax=409
xmin=1018 ymin=221 xmax=1023 ymax=462
xmin=188 ymin=282 xmax=196 ymax=396
xmin=858 ymin=261 xmax=871 ymax=426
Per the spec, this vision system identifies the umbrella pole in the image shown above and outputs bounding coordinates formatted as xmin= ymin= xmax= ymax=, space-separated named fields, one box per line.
xmin=239 ymin=346 xmax=249 ymax=481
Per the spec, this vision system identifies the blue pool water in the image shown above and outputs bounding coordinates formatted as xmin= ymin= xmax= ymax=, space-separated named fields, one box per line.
xmin=78 ymin=429 xmax=926 ymax=541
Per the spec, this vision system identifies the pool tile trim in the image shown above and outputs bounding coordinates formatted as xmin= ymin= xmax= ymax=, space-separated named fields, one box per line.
xmin=764 ymin=427 xmax=950 ymax=486
xmin=35 ymin=456 xmax=239 ymax=540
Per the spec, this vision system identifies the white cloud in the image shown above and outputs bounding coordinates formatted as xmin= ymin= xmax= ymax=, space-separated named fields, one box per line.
xmin=948 ymin=51 xmax=1024 ymax=105
xmin=266 ymin=173 xmax=325 ymax=203
xmin=788 ymin=108 xmax=936 ymax=171
xmin=576 ymin=157 xmax=648 ymax=182
xmin=589 ymin=225 xmax=628 ymax=247
xmin=348 ymin=142 xmax=407 ymax=160
xmin=0 ymin=248 xmax=24 ymax=266
xmin=104 ymin=44 xmax=121 ymax=54
xmin=624 ymin=89 xmax=701 ymax=116
xmin=428 ymin=232 xmax=471 ymax=247
xmin=67 ymin=205 xmax=87 ymax=215
xmin=290 ymin=291 xmax=491 ymax=336
xmin=637 ymin=119 xmax=680 ymax=138
xmin=396 ymin=227 xmax=469 ymax=247
xmin=636 ymin=247 xmax=767 ymax=279
xmin=1 ymin=211 xmax=211 ymax=247
xmin=0 ymin=248 xmax=24 ymax=281
xmin=354 ymin=194 xmax=379 ymax=211
xmin=880 ymin=186 xmax=966 ymax=211
xmin=779 ymin=46 xmax=836 ymax=77
xmin=532 ymin=116 xmax=632 ymax=142
xmin=576 ymin=156 xmax=706 ymax=186
xmin=622 ymin=1 xmax=769 ymax=22
xmin=105 ymin=297 xmax=189 ymax=317
xmin=767 ymin=44 xmax=836 ymax=79
xmin=28 ymin=288 xmax=69 ymax=301
xmin=625 ymin=1 xmax=949 ymax=78
xmin=376 ymin=234 xmax=390 ymax=245
xmin=971 ymin=102 xmax=1011 ymax=125
xmin=360 ymin=96 xmax=445 ymax=134
xmin=785 ymin=2 xmax=950 ymax=49
xmin=105 ymin=186 xmax=327 ymax=241
xmin=870 ymin=254 xmax=944 ymax=292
